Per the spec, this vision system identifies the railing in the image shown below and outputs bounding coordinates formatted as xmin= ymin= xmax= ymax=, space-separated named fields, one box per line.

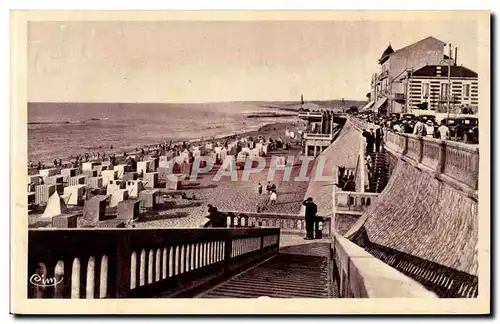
xmin=442 ymin=141 xmax=480 ymax=190
xmin=371 ymin=127 xmax=479 ymax=193
xmin=406 ymin=135 xmax=423 ymax=163
xmin=222 ymin=211 xmax=332 ymax=238
xmin=332 ymin=234 xmax=437 ymax=298
xmin=334 ymin=192 xmax=379 ymax=212
xmin=385 ymin=131 xmax=407 ymax=154
xmin=365 ymin=241 xmax=478 ymax=298
xmin=28 ymin=228 xmax=280 ymax=299
xmin=303 ymin=133 xmax=333 ymax=140
xmin=298 ymin=111 xmax=323 ymax=119
xmin=378 ymin=70 xmax=389 ymax=80
xmin=421 ymin=137 xmax=443 ymax=171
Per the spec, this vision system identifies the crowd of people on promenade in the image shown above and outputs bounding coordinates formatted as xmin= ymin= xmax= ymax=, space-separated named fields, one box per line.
xmin=358 ymin=114 xmax=452 ymax=143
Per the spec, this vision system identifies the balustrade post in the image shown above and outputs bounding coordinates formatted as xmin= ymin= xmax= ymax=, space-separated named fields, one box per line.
xmin=260 ymin=233 xmax=265 ymax=256
xmin=401 ymin=134 xmax=408 ymax=156
xmin=473 ymin=150 xmax=479 ymax=190
xmin=223 ymin=233 xmax=233 ymax=273
xmin=437 ymin=140 xmax=446 ymax=174
xmin=416 ymin=137 xmax=423 ymax=163
xmin=113 ymin=234 xmax=131 ymax=298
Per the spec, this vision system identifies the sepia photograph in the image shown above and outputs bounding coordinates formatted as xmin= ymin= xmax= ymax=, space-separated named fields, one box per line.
xmin=10 ymin=10 xmax=490 ymax=315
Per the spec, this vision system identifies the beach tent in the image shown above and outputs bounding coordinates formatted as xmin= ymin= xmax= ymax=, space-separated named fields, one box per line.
xmin=41 ymin=192 xmax=69 ymax=218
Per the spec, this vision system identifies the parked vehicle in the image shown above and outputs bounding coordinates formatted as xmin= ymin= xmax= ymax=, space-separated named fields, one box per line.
xmin=390 ymin=113 xmax=400 ymax=120
xmin=457 ymin=117 xmax=479 ymax=144
xmin=402 ymin=113 xmax=416 ymax=121
xmin=419 ymin=114 xmax=436 ymax=124
xmin=441 ymin=117 xmax=478 ymax=144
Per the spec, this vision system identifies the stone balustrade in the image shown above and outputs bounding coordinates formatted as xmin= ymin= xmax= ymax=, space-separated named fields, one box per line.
xmin=350 ymin=117 xmax=479 ymax=194
xmin=28 ymin=228 xmax=280 ymax=299
xmin=222 ymin=211 xmax=332 ymax=238
xmin=298 ymin=111 xmax=323 ymax=119
xmin=385 ymin=131 xmax=408 ymax=154
xmin=406 ymin=135 xmax=423 ymax=163
xmin=442 ymin=141 xmax=480 ymax=190
xmin=394 ymin=134 xmax=479 ymax=192
xmin=303 ymin=133 xmax=333 ymax=140
xmin=334 ymin=191 xmax=379 ymax=212
xmin=332 ymin=234 xmax=437 ymax=298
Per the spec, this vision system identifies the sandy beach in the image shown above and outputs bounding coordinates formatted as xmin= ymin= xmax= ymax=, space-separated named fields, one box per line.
xmin=28 ymin=120 xmax=312 ymax=229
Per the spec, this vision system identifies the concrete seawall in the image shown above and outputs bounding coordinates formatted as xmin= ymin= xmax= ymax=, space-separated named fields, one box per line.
xmin=346 ymin=155 xmax=478 ymax=276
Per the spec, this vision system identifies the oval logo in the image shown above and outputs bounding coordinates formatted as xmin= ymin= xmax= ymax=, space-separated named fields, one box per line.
xmin=29 ymin=274 xmax=63 ymax=287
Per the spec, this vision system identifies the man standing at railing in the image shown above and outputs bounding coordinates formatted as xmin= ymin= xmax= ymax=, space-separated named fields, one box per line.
xmin=203 ymin=205 xmax=227 ymax=228
xmin=302 ymin=197 xmax=318 ymax=240
xmin=437 ymin=120 xmax=451 ymax=140
xmin=413 ymin=117 xmax=427 ymax=136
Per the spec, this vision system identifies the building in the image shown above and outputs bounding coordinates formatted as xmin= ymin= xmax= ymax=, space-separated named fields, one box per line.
xmin=297 ymin=110 xmax=335 ymax=156
xmin=365 ymin=36 xmax=456 ymax=115
xmin=406 ymin=65 xmax=478 ymax=116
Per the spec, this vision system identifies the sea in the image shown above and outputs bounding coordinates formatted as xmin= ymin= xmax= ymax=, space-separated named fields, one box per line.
xmin=28 ymin=102 xmax=298 ymax=163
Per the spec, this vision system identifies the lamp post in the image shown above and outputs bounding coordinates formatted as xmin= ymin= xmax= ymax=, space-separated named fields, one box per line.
xmin=440 ymin=44 xmax=453 ymax=119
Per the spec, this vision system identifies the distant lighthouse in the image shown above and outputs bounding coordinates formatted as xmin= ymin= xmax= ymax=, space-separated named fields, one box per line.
xmin=301 ymin=94 xmax=304 ymax=106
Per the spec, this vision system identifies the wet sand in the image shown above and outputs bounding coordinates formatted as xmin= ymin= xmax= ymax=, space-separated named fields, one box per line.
xmin=27 ymin=120 xmax=305 ymax=175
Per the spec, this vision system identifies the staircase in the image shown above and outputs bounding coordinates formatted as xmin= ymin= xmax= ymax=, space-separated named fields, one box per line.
xmin=197 ymin=239 xmax=338 ymax=298
xmin=368 ymin=151 xmax=389 ymax=193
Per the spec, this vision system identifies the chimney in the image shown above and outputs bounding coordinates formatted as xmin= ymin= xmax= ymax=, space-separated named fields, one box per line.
xmin=454 ymin=47 xmax=458 ymax=66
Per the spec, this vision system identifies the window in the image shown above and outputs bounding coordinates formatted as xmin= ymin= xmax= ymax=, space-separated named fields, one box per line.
xmin=423 ymin=83 xmax=430 ymax=98
xmin=441 ymin=83 xmax=450 ymax=100
xmin=463 ymin=84 xmax=471 ymax=97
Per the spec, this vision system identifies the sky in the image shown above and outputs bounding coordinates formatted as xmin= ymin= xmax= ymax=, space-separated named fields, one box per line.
xmin=27 ymin=18 xmax=481 ymax=103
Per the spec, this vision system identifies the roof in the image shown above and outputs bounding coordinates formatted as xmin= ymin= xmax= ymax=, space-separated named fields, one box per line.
xmin=379 ymin=44 xmax=394 ymax=63
xmin=412 ymin=65 xmax=478 ymax=78
xmin=380 ymin=36 xmax=446 ymax=64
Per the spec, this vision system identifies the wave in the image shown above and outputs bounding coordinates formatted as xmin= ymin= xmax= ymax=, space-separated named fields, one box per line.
xmin=28 ymin=117 xmax=109 ymax=125
xmin=199 ymin=125 xmax=224 ymax=130
xmin=89 ymin=117 xmax=109 ymax=121
xmin=28 ymin=120 xmax=84 ymax=125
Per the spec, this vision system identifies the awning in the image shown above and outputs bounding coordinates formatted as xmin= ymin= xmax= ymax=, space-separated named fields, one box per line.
xmin=372 ymin=97 xmax=388 ymax=113
xmin=360 ymin=101 xmax=375 ymax=112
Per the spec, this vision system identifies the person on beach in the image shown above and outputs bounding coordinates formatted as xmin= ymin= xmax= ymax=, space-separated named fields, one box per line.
xmin=266 ymin=182 xmax=271 ymax=194
xmin=302 ymin=197 xmax=318 ymax=240
xmin=270 ymin=183 xmax=277 ymax=193
xmin=59 ymin=159 xmax=62 ymax=167
xmin=258 ymin=183 xmax=263 ymax=195
xmin=203 ymin=205 xmax=227 ymax=228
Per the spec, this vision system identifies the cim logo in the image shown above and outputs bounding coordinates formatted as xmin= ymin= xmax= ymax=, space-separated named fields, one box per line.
xmin=29 ymin=274 xmax=63 ymax=287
